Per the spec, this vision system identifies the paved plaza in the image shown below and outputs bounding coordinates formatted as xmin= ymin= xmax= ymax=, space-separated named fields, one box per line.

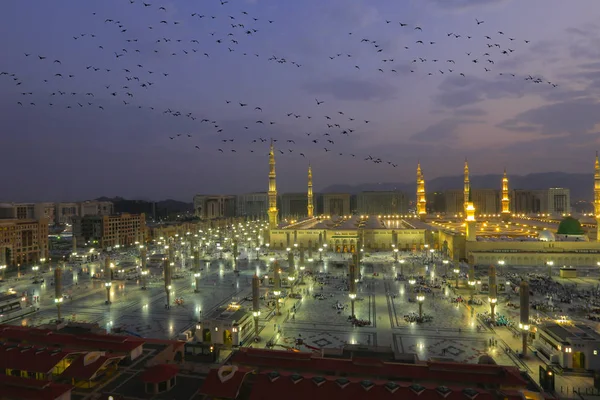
xmin=2 ymin=248 xmax=599 ymax=396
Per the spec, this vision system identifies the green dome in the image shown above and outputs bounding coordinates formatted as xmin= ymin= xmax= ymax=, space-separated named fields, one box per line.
xmin=557 ymin=217 xmax=584 ymax=235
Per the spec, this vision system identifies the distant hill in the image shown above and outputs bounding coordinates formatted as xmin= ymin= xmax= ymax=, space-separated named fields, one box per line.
xmin=320 ymin=172 xmax=594 ymax=201
xmin=95 ymin=197 xmax=193 ymax=220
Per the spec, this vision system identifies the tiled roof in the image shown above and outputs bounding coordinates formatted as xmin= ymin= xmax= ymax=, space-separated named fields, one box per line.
xmin=199 ymin=367 xmax=254 ymax=399
xmin=0 ymin=343 xmax=76 ymax=374
xmin=61 ymin=354 xmax=124 ymax=381
xmin=0 ymin=325 xmax=144 ymax=354
xmin=247 ymin=371 xmax=508 ymax=400
xmin=0 ymin=374 xmax=72 ymax=400
xmin=231 ymin=349 xmax=527 ymax=387
xmin=140 ymin=364 xmax=179 ymax=384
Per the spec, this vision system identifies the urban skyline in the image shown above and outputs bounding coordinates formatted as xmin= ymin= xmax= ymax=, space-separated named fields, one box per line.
xmin=2 ymin=0 xmax=600 ymax=201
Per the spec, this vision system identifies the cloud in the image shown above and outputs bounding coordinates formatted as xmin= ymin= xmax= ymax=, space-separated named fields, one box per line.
xmin=303 ymin=78 xmax=397 ymax=101
xmin=454 ymin=107 xmax=487 ymax=117
xmin=410 ymin=118 xmax=481 ymax=142
xmin=434 ymin=74 xmax=563 ymax=109
xmin=497 ymin=99 xmax=600 ymax=135
xmin=425 ymin=0 xmax=509 ymax=9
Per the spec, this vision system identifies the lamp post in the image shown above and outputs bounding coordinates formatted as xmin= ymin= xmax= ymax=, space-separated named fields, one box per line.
xmin=519 ymin=280 xmax=530 ymax=356
xmin=164 ymin=259 xmax=172 ymax=309
xmin=105 ymin=257 xmax=112 ymax=305
xmin=417 ymin=294 xmax=425 ymax=320
xmin=288 ymin=275 xmax=296 ymax=295
xmin=54 ymin=266 xmax=63 ymax=321
xmin=273 ymin=261 xmax=281 ymax=316
xmin=255 ymin=247 xmax=260 ymax=261
xmin=393 ymin=248 xmax=399 ymax=262
xmin=429 ymin=248 xmax=435 ymax=263
xmin=0 ymin=264 xmax=5 ymax=280
xmin=468 ymin=264 xmax=476 ymax=302
xmin=399 ymin=259 xmax=405 ymax=276
xmin=453 ymin=267 xmax=460 ymax=289
xmin=141 ymin=270 xmax=148 ymax=290
xmin=498 ymin=260 xmax=505 ymax=276
xmin=546 ymin=260 xmax=554 ymax=278
xmin=318 ymin=248 xmax=323 ymax=261
xmin=252 ymin=274 xmax=261 ymax=341
xmin=349 ymin=263 xmax=357 ymax=318
xmin=489 ymin=265 xmax=498 ymax=320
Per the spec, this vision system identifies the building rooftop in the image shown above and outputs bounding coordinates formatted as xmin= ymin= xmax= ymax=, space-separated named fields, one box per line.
xmin=542 ymin=323 xmax=600 ymax=343
xmin=203 ymin=303 xmax=250 ymax=324
xmin=0 ymin=324 xmax=145 ymax=355
xmin=0 ymin=374 xmax=72 ymax=400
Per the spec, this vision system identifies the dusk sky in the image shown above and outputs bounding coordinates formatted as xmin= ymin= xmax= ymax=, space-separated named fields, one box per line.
xmin=2 ymin=0 xmax=600 ymax=202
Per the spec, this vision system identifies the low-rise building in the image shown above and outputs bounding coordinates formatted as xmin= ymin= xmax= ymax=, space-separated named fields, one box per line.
xmin=195 ymin=303 xmax=254 ymax=347
xmin=534 ymin=322 xmax=600 ymax=371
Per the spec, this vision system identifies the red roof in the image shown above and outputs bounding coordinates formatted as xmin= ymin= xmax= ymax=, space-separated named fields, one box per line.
xmin=0 ymin=374 xmax=72 ymax=400
xmin=199 ymin=367 xmax=254 ymax=399
xmin=0 ymin=343 xmax=75 ymax=374
xmin=0 ymin=325 xmax=144 ymax=355
xmin=140 ymin=364 xmax=179 ymax=384
xmin=247 ymin=372 xmax=503 ymax=400
xmin=230 ymin=349 xmax=527 ymax=387
xmin=61 ymin=354 xmax=124 ymax=381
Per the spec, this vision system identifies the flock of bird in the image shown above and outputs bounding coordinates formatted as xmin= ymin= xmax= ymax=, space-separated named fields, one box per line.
xmin=1 ymin=0 xmax=560 ymax=167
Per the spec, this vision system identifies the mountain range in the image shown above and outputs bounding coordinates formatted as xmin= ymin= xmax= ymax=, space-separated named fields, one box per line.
xmin=320 ymin=172 xmax=595 ymax=201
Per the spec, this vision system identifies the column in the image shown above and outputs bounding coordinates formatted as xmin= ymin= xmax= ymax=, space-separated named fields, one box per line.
xmin=252 ymin=275 xmax=261 ymax=340
xmin=519 ymin=280 xmax=530 ymax=356
xmin=54 ymin=267 xmax=63 ymax=321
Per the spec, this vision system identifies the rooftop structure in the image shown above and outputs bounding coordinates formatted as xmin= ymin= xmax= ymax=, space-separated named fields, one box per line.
xmin=200 ymin=348 xmax=546 ymax=400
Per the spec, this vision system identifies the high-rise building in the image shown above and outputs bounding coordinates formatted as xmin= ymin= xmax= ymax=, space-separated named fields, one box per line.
xmin=236 ymin=192 xmax=268 ymax=219
xmin=356 ymin=191 xmax=408 ymax=215
xmin=471 ymin=189 xmax=500 ymax=215
xmin=416 ymin=163 xmax=426 ymax=218
xmin=73 ymin=213 xmax=146 ymax=249
xmin=193 ymin=195 xmax=236 ymax=219
xmin=426 ymin=192 xmax=446 ymax=214
xmin=322 ymin=193 xmax=351 ymax=216
xmin=443 ymin=190 xmax=465 ymax=215
xmin=267 ymin=140 xmax=279 ymax=229
xmin=281 ymin=193 xmax=308 ymax=219
xmin=547 ymin=188 xmax=570 ymax=214
xmin=0 ymin=218 xmax=48 ymax=267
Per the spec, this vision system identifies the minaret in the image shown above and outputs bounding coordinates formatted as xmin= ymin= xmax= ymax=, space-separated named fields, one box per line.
xmin=307 ymin=164 xmax=314 ymax=218
xmin=267 ymin=140 xmax=279 ymax=229
xmin=501 ymin=168 xmax=511 ymax=222
xmin=416 ymin=162 xmax=427 ymax=220
xmin=463 ymin=158 xmax=470 ymax=213
xmin=595 ymin=152 xmax=600 ymax=242
xmin=465 ymin=187 xmax=477 ymax=242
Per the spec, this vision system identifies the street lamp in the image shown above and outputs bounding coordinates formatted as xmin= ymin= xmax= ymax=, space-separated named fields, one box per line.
xmin=498 ymin=260 xmax=505 ymax=275
xmin=255 ymin=247 xmax=260 ymax=260
xmin=546 ymin=261 xmax=554 ymax=278
xmin=141 ymin=270 xmax=148 ymax=290
xmin=453 ymin=267 xmax=460 ymax=288
xmin=288 ymin=275 xmax=296 ymax=295
xmin=0 ymin=264 xmax=6 ymax=280
xmin=442 ymin=259 xmax=449 ymax=275
xmin=429 ymin=248 xmax=434 ymax=263
xmin=105 ymin=282 xmax=112 ymax=304
xmin=416 ymin=294 xmax=425 ymax=320
xmin=393 ymin=248 xmax=399 ymax=261
xmin=319 ymin=248 xmax=323 ymax=261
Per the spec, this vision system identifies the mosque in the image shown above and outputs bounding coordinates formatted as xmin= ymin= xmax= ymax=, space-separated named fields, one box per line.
xmin=266 ymin=141 xmax=600 ymax=267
